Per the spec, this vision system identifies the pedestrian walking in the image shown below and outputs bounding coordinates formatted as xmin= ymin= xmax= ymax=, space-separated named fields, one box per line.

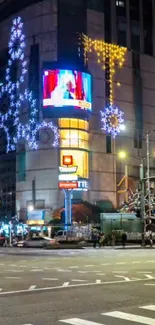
xmin=122 ymin=231 xmax=127 ymax=248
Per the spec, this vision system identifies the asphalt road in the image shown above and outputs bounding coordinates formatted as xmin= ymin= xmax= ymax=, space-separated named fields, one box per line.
xmin=1 ymin=247 xmax=155 ymax=325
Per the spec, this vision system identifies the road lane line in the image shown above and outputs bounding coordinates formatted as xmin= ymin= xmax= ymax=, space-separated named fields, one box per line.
xmin=96 ymin=280 xmax=101 ymax=284
xmin=84 ymin=265 xmax=94 ymax=267
xmin=116 ymin=262 xmax=126 ymax=265
xmin=132 ymin=261 xmax=142 ymax=264
xmin=137 ymin=271 xmax=152 ymax=274
xmin=0 ymin=276 xmax=154 ymax=296
xmin=69 ymin=266 xmax=78 ymax=269
xmin=60 ymin=318 xmax=104 ymax=325
xmin=5 ymin=277 xmax=21 ymax=279
xmin=145 ymin=274 xmax=154 ymax=279
xmin=101 ymin=263 xmax=110 ymax=266
xmin=112 ymin=271 xmax=128 ymax=273
xmin=62 ymin=282 xmax=69 ymax=287
xmin=115 ymin=275 xmax=130 ymax=281
xmin=72 ymin=279 xmax=87 ymax=282
xmin=28 ymin=285 xmax=36 ymax=290
xmin=140 ymin=305 xmax=155 ymax=311
xmin=31 ymin=269 xmax=43 ymax=272
xmin=102 ymin=311 xmax=155 ymax=324
xmin=42 ymin=278 xmax=58 ymax=281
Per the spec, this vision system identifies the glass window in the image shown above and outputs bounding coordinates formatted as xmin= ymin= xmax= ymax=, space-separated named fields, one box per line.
xmin=84 ymin=120 xmax=89 ymax=130
xmin=59 ymin=118 xmax=89 ymax=130
xmin=59 ymin=130 xmax=70 ymax=147
xmin=60 ymin=149 xmax=89 ymax=179
xmin=60 ymin=129 xmax=89 ymax=149
xmin=59 ymin=119 xmax=70 ymax=128
xmin=70 ymin=119 xmax=78 ymax=128
xmin=70 ymin=130 xmax=79 ymax=147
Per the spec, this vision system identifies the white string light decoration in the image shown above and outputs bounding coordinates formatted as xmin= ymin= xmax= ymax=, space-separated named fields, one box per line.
xmin=0 ymin=16 xmax=59 ymax=152
xmin=100 ymin=105 xmax=124 ymax=138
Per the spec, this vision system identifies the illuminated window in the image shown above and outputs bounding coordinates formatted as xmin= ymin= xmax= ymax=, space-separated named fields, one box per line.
xmin=60 ymin=150 xmax=89 ymax=179
xmin=59 ymin=118 xmax=89 ymax=130
xmin=59 ymin=129 xmax=89 ymax=149
xmin=59 ymin=118 xmax=70 ymax=128
xmin=70 ymin=119 xmax=78 ymax=128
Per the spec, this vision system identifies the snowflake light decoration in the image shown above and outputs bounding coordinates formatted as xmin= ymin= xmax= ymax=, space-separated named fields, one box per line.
xmin=0 ymin=16 xmax=59 ymax=153
xmin=100 ymin=105 xmax=124 ymax=138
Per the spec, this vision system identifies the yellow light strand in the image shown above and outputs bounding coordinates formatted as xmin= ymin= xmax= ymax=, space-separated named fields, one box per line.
xmin=83 ymin=35 xmax=127 ymax=106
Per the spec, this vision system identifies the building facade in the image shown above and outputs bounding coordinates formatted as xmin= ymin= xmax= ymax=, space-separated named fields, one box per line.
xmin=0 ymin=0 xmax=154 ymax=220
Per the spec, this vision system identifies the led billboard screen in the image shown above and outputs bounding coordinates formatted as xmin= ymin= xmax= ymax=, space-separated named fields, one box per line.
xmin=42 ymin=69 xmax=92 ymax=118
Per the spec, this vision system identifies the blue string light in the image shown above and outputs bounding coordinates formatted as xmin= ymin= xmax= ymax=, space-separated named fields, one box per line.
xmin=100 ymin=105 xmax=124 ymax=138
xmin=0 ymin=16 xmax=59 ymax=153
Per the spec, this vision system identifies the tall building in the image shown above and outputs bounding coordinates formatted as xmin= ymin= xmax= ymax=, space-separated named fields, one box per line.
xmin=0 ymin=0 xmax=154 ymax=221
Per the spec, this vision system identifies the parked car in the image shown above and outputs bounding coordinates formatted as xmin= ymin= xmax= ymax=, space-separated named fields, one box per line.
xmin=13 ymin=236 xmax=58 ymax=248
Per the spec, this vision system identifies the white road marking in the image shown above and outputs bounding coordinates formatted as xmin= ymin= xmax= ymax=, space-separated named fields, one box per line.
xmin=96 ymin=280 xmax=101 ymax=284
xmin=145 ymin=260 xmax=155 ymax=263
xmin=42 ymin=278 xmax=58 ymax=281
xmin=72 ymin=279 xmax=87 ymax=282
xmin=140 ymin=305 xmax=155 ymax=311
xmin=0 ymin=276 xmax=153 ymax=296
xmin=7 ymin=270 xmax=23 ymax=273
xmin=84 ymin=265 xmax=94 ymax=267
xmin=19 ymin=265 xmax=26 ymax=268
xmin=145 ymin=284 xmax=155 ymax=286
xmin=103 ymin=311 xmax=155 ymax=324
xmin=97 ymin=273 xmax=105 ymax=276
xmin=115 ymin=275 xmax=130 ymax=281
xmin=57 ymin=269 xmax=72 ymax=273
xmin=31 ymin=269 xmax=43 ymax=272
xmin=69 ymin=266 xmax=78 ymax=269
xmin=137 ymin=271 xmax=152 ymax=274
xmin=62 ymin=282 xmax=69 ymax=287
xmin=5 ymin=277 xmax=21 ymax=279
xmin=9 ymin=264 xmax=17 ymax=267
xmin=145 ymin=274 xmax=154 ymax=279
xmin=112 ymin=271 xmax=128 ymax=273
xmin=78 ymin=271 xmax=87 ymax=274
xmin=60 ymin=318 xmax=103 ymax=325
xmin=28 ymin=285 xmax=36 ymax=290
xmin=116 ymin=262 xmax=126 ymax=265
xmin=101 ymin=263 xmax=110 ymax=266
xmin=132 ymin=261 xmax=141 ymax=264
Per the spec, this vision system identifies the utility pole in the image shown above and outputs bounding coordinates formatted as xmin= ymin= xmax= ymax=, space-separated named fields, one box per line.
xmin=146 ymin=132 xmax=151 ymax=219
xmin=140 ymin=160 xmax=145 ymax=246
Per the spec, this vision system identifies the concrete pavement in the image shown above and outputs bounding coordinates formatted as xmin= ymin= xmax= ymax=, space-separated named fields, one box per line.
xmin=1 ymin=248 xmax=155 ymax=324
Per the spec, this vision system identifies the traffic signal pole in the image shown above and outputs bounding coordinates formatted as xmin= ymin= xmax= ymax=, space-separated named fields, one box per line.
xmin=140 ymin=160 xmax=145 ymax=246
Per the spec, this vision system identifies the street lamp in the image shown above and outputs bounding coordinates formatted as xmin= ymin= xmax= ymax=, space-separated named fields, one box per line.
xmin=27 ymin=205 xmax=34 ymax=212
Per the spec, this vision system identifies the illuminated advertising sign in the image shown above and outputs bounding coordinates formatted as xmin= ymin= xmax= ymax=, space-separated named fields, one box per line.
xmin=59 ymin=166 xmax=77 ymax=173
xmin=42 ymin=69 xmax=92 ymax=118
xmin=58 ymin=174 xmax=78 ymax=181
xmin=58 ymin=181 xmax=78 ymax=189
xmin=63 ymin=155 xmax=73 ymax=166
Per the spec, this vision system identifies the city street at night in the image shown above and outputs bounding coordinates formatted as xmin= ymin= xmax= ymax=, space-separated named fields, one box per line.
xmin=1 ymin=248 xmax=155 ymax=324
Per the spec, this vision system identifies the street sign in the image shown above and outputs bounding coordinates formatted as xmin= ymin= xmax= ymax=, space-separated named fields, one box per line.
xmin=59 ymin=166 xmax=77 ymax=173
xmin=58 ymin=174 xmax=78 ymax=181
xmin=58 ymin=181 xmax=78 ymax=189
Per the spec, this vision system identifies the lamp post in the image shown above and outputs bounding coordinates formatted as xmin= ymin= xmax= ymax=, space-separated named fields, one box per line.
xmin=145 ymin=129 xmax=155 ymax=219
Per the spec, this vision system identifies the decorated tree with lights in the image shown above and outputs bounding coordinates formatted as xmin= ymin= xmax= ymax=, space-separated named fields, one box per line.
xmin=0 ymin=17 xmax=59 ymax=153
xmin=120 ymin=187 xmax=155 ymax=217
xmin=83 ymin=35 xmax=127 ymax=137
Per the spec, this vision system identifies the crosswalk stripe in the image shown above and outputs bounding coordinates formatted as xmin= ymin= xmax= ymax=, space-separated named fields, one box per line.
xmin=102 ymin=311 xmax=155 ymax=324
xmin=140 ymin=305 xmax=155 ymax=311
xmin=60 ymin=318 xmax=104 ymax=325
